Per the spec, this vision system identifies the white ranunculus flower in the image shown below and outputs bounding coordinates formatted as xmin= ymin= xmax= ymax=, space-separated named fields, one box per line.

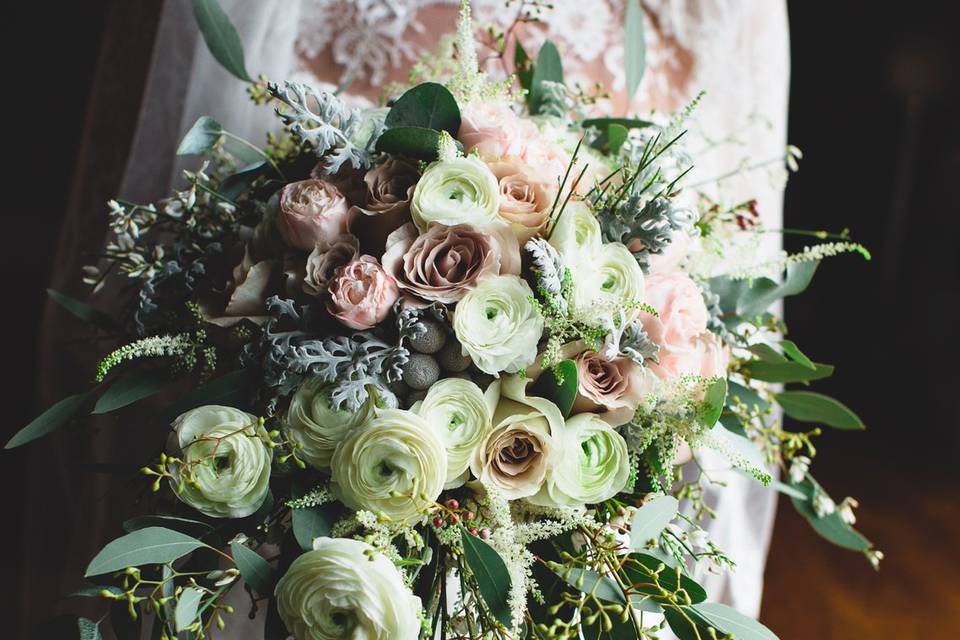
xmin=529 ymin=412 xmax=630 ymax=507
xmin=168 ymin=405 xmax=271 ymax=518
xmin=285 ymin=378 xmax=377 ymax=471
xmin=548 ymin=200 xmax=603 ymax=259
xmin=568 ymin=242 xmax=645 ymax=323
xmin=410 ymin=156 xmax=500 ymax=230
xmin=412 ymin=378 xmax=493 ymax=488
xmin=330 ymin=408 xmax=446 ymax=524
xmin=275 ymin=536 xmax=422 ymax=640
xmin=452 ymin=274 xmax=544 ymax=375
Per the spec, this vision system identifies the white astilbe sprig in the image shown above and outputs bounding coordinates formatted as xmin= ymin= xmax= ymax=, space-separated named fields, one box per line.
xmin=726 ymin=241 xmax=872 ymax=281
xmin=269 ymin=81 xmax=379 ymax=174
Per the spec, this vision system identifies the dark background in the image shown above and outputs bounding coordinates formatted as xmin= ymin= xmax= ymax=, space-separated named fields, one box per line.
xmin=1 ymin=1 xmax=957 ymax=638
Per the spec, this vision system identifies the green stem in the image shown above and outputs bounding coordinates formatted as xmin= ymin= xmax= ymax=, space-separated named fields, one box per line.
xmin=222 ymin=131 xmax=286 ymax=180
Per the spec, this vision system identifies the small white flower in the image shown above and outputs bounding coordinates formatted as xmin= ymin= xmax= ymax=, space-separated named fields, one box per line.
xmin=812 ymin=492 xmax=836 ymax=518
xmin=789 ymin=455 xmax=811 ymax=484
xmin=866 ymin=549 xmax=884 ymax=570
xmin=837 ymin=497 xmax=859 ymax=525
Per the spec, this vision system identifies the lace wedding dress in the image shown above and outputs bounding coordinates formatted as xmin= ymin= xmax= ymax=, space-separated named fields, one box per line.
xmin=35 ymin=0 xmax=789 ymax=634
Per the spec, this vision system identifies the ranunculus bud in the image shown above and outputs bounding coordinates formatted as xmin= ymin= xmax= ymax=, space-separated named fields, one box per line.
xmin=276 ymin=179 xmax=353 ymax=251
xmin=326 ymin=256 xmax=399 ymax=330
xmin=382 ymin=222 xmax=520 ymax=304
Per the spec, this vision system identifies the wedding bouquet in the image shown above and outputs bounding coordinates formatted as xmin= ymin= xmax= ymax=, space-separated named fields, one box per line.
xmin=8 ymin=1 xmax=880 ymax=639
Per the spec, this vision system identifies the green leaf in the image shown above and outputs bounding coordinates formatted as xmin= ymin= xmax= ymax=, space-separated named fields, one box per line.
xmin=177 ymin=116 xmax=224 ymax=156
xmin=291 ymin=487 xmax=335 ymax=552
xmin=629 ymin=495 xmax=678 ymax=549
xmin=514 ymin=40 xmax=533 ymax=92
xmin=551 ymin=566 xmax=626 ymax=604
xmin=607 ymin=124 xmax=630 ymax=154
xmin=374 ymin=126 xmax=455 ymax=160
xmin=385 ymin=82 xmax=461 ymax=136
xmin=747 ymin=343 xmax=786 ymax=364
xmin=219 ymin=161 xmax=269 ymax=200
xmin=719 ymin=412 xmax=748 ymax=437
xmin=582 ymin=117 xmax=655 ymax=131
xmin=78 ymin=617 xmax=102 ymax=640
xmin=5 ymin=392 xmax=92 ymax=449
xmin=174 ymin=586 xmax=203 ymax=632
xmin=528 ymin=359 xmax=578 ymax=418
xmin=698 ymin=378 xmax=727 ymax=427
xmin=624 ymin=553 xmax=707 ymax=604
xmin=123 ymin=515 xmax=216 ymax=538
xmin=85 ymin=527 xmax=208 ymax=577
xmin=70 ymin=585 xmax=125 ymax=598
xmin=780 ymin=339 xmax=815 ymax=370
xmin=162 ymin=370 xmax=254 ymax=423
xmin=741 ymin=360 xmax=834 ymax=384
xmin=192 ymin=0 xmax=252 ymax=82
xmin=726 ymin=380 xmax=769 ymax=411
xmin=460 ymin=529 xmax=513 ymax=627
xmin=93 ymin=368 xmax=170 ymax=414
xmin=624 ymin=0 xmax=646 ymax=99
xmin=790 ymin=478 xmax=871 ymax=551
xmin=693 ymin=602 xmax=779 ymax=640
xmin=529 ymin=40 xmax=563 ymax=115
xmin=775 ymin=391 xmax=865 ymax=431
xmin=664 ymin=605 xmax=718 ymax=640
xmin=709 ymin=261 xmax=819 ymax=319
xmin=230 ymin=541 xmax=278 ymax=595
xmin=47 ymin=289 xmax=116 ymax=330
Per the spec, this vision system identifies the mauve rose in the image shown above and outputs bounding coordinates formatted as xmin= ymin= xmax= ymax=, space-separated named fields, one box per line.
xmin=459 ymin=101 xmax=539 ymax=160
xmin=201 ymin=247 xmax=285 ymax=327
xmin=572 ymin=350 xmax=652 ymax=427
xmin=276 ymin=179 xmax=353 ymax=251
xmin=381 ymin=222 xmax=520 ymax=304
xmin=327 ymin=256 xmax=399 ymax=330
xmin=303 ymin=234 xmax=360 ymax=297
xmin=353 ymin=158 xmax=420 ymax=253
xmin=641 ymin=269 xmax=715 ymax=380
xmin=488 ymin=160 xmax=556 ymax=242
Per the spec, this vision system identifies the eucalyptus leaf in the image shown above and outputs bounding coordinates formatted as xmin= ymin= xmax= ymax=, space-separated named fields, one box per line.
xmin=551 ymin=566 xmax=625 ymax=604
xmin=47 ymin=289 xmax=116 ymax=330
xmin=231 ymin=541 xmax=278 ymax=595
xmin=529 ymin=359 xmax=578 ymax=418
xmin=780 ymin=339 xmax=815 ymax=370
xmin=291 ymin=490 xmax=335 ymax=552
xmin=5 ymin=392 xmax=92 ymax=449
xmin=726 ymin=380 xmax=769 ymax=411
xmin=93 ymin=368 xmax=170 ymax=415
xmin=582 ymin=117 xmax=655 ymax=131
xmin=192 ymin=0 xmax=252 ymax=81
xmin=629 ymin=495 xmax=678 ymax=549
xmin=775 ymin=391 xmax=865 ymax=430
xmin=220 ymin=161 xmax=269 ymax=200
xmin=460 ymin=529 xmax=513 ymax=627
xmin=624 ymin=553 xmax=706 ymax=604
xmin=607 ymin=124 xmax=630 ymax=154
xmin=123 ymin=515 xmax=216 ymax=538
xmin=514 ymin=40 xmax=533 ymax=92
xmin=698 ymin=378 xmax=727 ymax=427
xmin=748 ymin=343 xmax=786 ymax=364
xmin=693 ymin=602 xmax=779 ymax=640
xmin=718 ymin=413 xmax=748 ymax=437
xmin=174 ymin=586 xmax=203 ymax=632
xmin=375 ymin=126 xmax=446 ymax=160
xmin=529 ymin=40 xmax=563 ymax=115
xmin=78 ymin=617 xmax=102 ymax=640
xmin=177 ymin=116 xmax=224 ymax=156
xmin=624 ymin=0 xmax=646 ymax=99
xmin=741 ymin=360 xmax=834 ymax=384
xmin=385 ymin=82 xmax=461 ymax=135
xmin=85 ymin=527 xmax=209 ymax=577
xmin=663 ymin=606 xmax=717 ymax=640
xmin=709 ymin=261 xmax=819 ymax=319
xmin=790 ymin=478 xmax=872 ymax=551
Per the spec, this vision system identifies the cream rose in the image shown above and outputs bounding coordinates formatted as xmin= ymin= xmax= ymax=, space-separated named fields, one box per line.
xmin=572 ymin=349 xmax=651 ymax=427
xmin=382 ymin=222 xmax=520 ymax=304
xmin=275 ymin=537 xmax=421 ymax=640
xmin=488 ymin=160 xmax=556 ymax=242
xmin=470 ymin=377 xmax=562 ymax=499
xmin=277 ymin=179 xmax=354 ymax=251
xmin=413 ymin=378 xmax=492 ymax=488
xmin=568 ymin=242 xmax=646 ymax=323
xmin=285 ymin=378 xmax=377 ymax=471
xmin=330 ymin=408 xmax=446 ymax=524
xmin=168 ymin=405 xmax=271 ymax=518
xmin=452 ymin=274 xmax=544 ymax=375
xmin=529 ymin=413 xmax=630 ymax=507
xmin=326 ymin=256 xmax=399 ymax=330
xmin=409 ymin=156 xmax=500 ymax=230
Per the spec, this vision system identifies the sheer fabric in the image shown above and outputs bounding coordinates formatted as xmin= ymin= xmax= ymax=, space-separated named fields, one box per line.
xmin=38 ymin=0 xmax=789 ymax=632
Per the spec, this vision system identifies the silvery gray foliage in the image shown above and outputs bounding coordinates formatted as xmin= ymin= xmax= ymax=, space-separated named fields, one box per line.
xmin=246 ymin=297 xmax=408 ymax=413
xmin=596 ymin=195 xmax=696 ymax=272
xmin=524 ymin=238 xmax=567 ymax=310
xmin=269 ymin=81 xmax=381 ymax=174
xmin=536 ymin=81 xmax=571 ymax=119
xmin=618 ymin=320 xmax=660 ymax=366
xmin=700 ymin=281 xmax=737 ymax=346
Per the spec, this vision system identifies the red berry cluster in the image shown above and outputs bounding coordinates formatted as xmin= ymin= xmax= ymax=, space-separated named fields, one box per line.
xmin=432 ymin=499 xmax=490 ymax=539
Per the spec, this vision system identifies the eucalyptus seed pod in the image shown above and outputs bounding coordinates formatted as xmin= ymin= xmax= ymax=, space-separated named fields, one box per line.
xmin=407 ymin=319 xmax=447 ymax=354
xmin=402 ymin=353 xmax=440 ymax=390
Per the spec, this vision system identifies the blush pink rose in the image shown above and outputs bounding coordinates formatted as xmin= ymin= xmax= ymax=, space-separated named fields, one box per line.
xmin=458 ymin=101 xmax=539 ymax=160
xmin=692 ymin=332 xmax=731 ymax=379
xmin=381 ymin=222 xmax=520 ymax=304
xmin=276 ymin=179 xmax=353 ymax=251
xmin=571 ymin=350 xmax=653 ymax=427
xmin=303 ymin=234 xmax=360 ymax=297
xmin=640 ymin=270 xmax=711 ymax=380
xmin=488 ymin=160 xmax=556 ymax=242
xmin=326 ymin=256 xmax=399 ymax=330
